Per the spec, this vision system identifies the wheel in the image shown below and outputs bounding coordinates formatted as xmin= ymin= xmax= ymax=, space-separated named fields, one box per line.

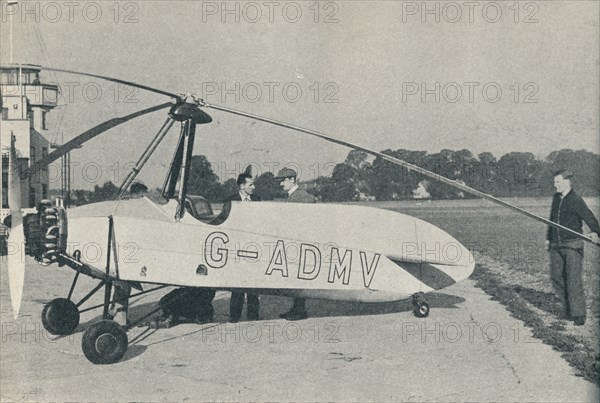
xmin=413 ymin=301 xmax=430 ymax=318
xmin=42 ymin=298 xmax=80 ymax=335
xmin=82 ymin=320 xmax=128 ymax=365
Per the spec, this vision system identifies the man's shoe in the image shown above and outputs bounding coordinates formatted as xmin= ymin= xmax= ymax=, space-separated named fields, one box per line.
xmin=196 ymin=314 xmax=214 ymax=324
xmin=280 ymin=310 xmax=307 ymax=321
xmin=573 ymin=316 xmax=586 ymax=326
xmin=148 ymin=314 xmax=177 ymax=329
xmin=229 ymin=317 xmax=240 ymax=323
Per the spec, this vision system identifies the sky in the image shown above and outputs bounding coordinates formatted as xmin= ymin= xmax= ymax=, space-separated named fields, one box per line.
xmin=1 ymin=0 xmax=598 ymax=189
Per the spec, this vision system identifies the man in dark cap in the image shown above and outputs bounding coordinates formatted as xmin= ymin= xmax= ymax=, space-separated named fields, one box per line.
xmin=275 ymin=167 xmax=315 ymax=320
xmin=546 ymin=169 xmax=600 ymax=326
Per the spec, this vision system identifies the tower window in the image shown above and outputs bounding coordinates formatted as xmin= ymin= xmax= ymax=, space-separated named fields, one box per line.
xmin=29 ymin=187 xmax=36 ymax=207
xmin=1 ymin=171 xmax=8 ymax=208
xmin=42 ymin=148 xmax=48 ymax=171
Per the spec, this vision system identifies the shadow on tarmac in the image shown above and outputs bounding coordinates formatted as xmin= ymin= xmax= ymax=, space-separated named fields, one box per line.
xmin=32 ymin=291 xmax=465 ymax=361
xmin=35 ymin=291 xmax=466 ymax=337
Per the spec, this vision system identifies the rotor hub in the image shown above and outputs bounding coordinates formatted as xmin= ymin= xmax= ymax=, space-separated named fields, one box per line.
xmin=168 ymin=100 xmax=212 ymax=124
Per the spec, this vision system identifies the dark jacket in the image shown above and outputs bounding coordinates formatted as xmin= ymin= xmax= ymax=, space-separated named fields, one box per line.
xmin=287 ymin=188 xmax=315 ymax=203
xmin=226 ymin=193 xmax=262 ymax=202
xmin=547 ymin=190 xmax=600 ymax=242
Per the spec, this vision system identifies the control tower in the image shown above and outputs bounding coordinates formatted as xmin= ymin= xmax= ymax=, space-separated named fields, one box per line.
xmin=1 ymin=65 xmax=59 ymax=223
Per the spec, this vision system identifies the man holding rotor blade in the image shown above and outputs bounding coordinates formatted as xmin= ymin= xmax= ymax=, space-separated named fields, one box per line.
xmin=547 ymin=169 xmax=600 ymax=326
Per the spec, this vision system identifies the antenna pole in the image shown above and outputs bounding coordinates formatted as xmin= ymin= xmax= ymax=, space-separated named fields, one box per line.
xmin=8 ymin=2 xmax=17 ymax=63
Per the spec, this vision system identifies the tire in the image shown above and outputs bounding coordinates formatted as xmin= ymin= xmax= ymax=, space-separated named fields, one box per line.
xmin=42 ymin=298 xmax=80 ymax=335
xmin=413 ymin=301 xmax=430 ymax=318
xmin=82 ymin=320 xmax=128 ymax=365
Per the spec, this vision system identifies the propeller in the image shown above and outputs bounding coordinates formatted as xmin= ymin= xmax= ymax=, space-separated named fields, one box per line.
xmin=6 ymin=135 xmax=25 ymax=319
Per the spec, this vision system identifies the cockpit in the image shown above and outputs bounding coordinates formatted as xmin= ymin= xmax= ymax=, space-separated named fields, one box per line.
xmin=183 ymin=195 xmax=216 ymax=223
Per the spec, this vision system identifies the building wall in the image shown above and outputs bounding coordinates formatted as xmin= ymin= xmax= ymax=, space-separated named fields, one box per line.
xmin=1 ymin=86 xmax=28 ymax=120
xmin=1 ymin=94 xmax=51 ymax=222
xmin=1 ymin=120 xmax=31 ymax=156
xmin=30 ymin=127 xmax=50 ymax=201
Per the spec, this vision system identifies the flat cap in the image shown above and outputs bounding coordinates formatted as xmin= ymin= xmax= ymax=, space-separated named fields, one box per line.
xmin=274 ymin=167 xmax=297 ymax=180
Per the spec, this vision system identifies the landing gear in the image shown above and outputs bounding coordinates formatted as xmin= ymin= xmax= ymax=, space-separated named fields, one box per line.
xmin=82 ymin=320 xmax=128 ymax=365
xmin=42 ymin=298 xmax=80 ymax=335
xmin=412 ymin=292 xmax=430 ymax=318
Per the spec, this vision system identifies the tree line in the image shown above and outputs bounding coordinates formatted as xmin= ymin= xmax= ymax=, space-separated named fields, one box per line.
xmin=70 ymin=148 xmax=599 ymax=205
xmin=311 ymin=148 xmax=599 ymax=202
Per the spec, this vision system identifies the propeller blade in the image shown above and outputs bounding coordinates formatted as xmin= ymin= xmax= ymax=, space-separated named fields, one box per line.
xmin=206 ymin=103 xmax=599 ymax=246
xmin=23 ymin=102 xmax=172 ymax=179
xmin=0 ymin=65 xmax=180 ymax=99
xmin=7 ymin=223 xmax=25 ymax=319
xmin=7 ymin=135 xmax=25 ymax=319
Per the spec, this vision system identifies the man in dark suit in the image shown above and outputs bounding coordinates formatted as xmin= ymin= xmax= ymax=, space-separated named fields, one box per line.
xmin=275 ymin=168 xmax=316 ymax=320
xmin=546 ymin=169 xmax=600 ymax=326
xmin=227 ymin=173 xmax=262 ymax=322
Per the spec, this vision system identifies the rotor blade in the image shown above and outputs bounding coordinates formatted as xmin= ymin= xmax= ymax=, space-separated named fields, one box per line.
xmin=7 ymin=135 xmax=25 ymax=319
xmin=205 ymin=103 xmax=599 ymax=246
xmin=0 ymin=64 xmax=180 ymax=99
xmin=23 ymin=102 xmax=172 ymax=179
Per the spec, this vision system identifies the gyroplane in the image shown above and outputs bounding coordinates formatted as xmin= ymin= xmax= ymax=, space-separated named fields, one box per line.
xmin=3 ymin=65 xmax=597 ymax=364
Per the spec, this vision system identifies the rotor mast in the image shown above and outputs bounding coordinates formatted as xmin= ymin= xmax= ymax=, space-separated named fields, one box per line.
xmin=153 ymin=97 xmax=212 ymax=220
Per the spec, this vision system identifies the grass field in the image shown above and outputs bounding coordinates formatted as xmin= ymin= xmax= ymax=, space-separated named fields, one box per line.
xmin=363 ymin=197 xmax=600 ymax=383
